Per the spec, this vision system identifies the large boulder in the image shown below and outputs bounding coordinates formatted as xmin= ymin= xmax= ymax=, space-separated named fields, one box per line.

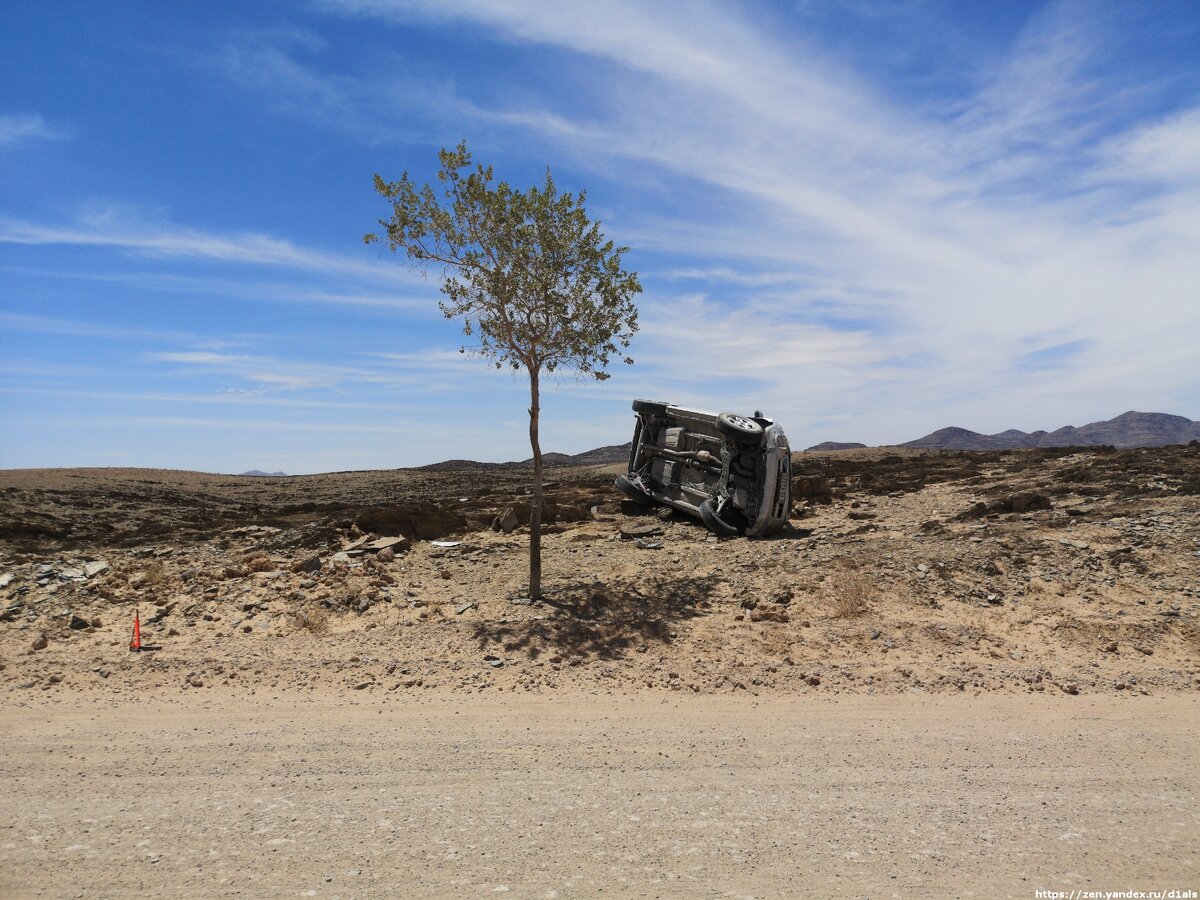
xmin=353 ymin=503 xmax=467 ymax=541
xmin=793 ymin=475 xmax=833 ymax=503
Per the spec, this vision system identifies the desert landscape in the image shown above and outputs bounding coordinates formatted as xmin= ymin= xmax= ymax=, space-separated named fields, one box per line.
xmin=7 ymin=1 xmax=1200 ymax=895
xmin=2 ymin=445 xmax=1198 ymax=895
xmin=2 ymin=444 xmax=1197 ymax=699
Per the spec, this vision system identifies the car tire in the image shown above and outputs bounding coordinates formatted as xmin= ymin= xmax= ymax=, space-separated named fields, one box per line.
xmin=615 ymin=474 xmax=654 ymax=505
xmin=717 ymin=412 xmax=764 ymax=443
xmin=632 ymin=399 xmax=670 ymax=416
xmin=627 ymin=419 xmax=644 ymax=472
xmin=699 ymin=499 xmax=739 ymax=537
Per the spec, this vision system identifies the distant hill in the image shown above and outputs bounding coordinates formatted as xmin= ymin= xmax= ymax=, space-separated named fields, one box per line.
xmin=424 ymin=411 xmax=1199 ymax=470
xmin=805 ymin=441 xmax=868 ymax=452
xmin=525 ymin=443 xmax=631 ymax=467
xmin=901 ymin=411 xmax=1200 ymax=451
xmin=239 ymin=470 xmax=288 ymax=477
xmin=419 ymin=443 xmax=631 ymax=471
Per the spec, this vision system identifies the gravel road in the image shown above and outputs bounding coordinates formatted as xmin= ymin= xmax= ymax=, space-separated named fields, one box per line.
xmin=2 ymin=695 xmax=1197 ymax=898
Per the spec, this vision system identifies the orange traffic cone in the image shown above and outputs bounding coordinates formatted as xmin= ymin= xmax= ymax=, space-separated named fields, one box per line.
xmin=129 ymin=609 xmax=141 ymax=652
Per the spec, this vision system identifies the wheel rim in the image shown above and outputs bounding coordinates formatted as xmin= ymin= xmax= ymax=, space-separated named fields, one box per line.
xmin=725 ymin=415 xmax=758 ymax=433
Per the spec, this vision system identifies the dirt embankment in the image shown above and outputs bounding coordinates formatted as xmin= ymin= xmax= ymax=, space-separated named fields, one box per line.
xmin=1 ymin=445 xmax=1197 ymax=700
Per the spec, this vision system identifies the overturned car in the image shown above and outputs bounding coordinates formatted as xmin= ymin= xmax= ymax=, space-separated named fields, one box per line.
xmin=615 ymin=399 xmax=792 ymax=537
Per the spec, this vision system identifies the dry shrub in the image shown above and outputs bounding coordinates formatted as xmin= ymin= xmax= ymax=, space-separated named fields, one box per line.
xmin=831 ymin=571 xmax=872 ymax=617
xmin=114 ymin=559 xmax=173 ymax=594
xmin=224 ymin=553 xmax=277 ymax=579
xmin=290 ymin=603 xmax=329 ymax=634
xmin=241 ymin=553 xmax=276 ymax=573
xmin=144 ymin=560 xmax=171 ymax=584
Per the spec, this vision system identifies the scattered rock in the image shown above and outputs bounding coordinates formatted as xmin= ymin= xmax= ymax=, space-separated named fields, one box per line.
xmin=366 ymin=536 xmax=408 ymax=553
xmin=1008 ymin=493 xmax=1052 ymax=514
xmin=750 ymin=609 xmax=789 ymax=623
xmin=619 ymin=522 xmax=662 ymax=540
xmin=293 ymin=555 xmax=322 ymax=574
xmin=31 ymin=633 xmax=48 ymax=651
xmin=793 ymin=476 xmax=832 ymax=503
xmin=356 ymin=503 xmax=468 ymax=541
xmin=456 ymin=602 xmax=476 ymax=615
xmin=493 ymin=507 xmax=521 ymax=534
xmin=68 ymin=614 xmax=90 ymax=630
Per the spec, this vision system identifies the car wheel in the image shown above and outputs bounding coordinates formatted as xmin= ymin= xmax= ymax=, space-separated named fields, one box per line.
xmin=627 ymin=419 xmax=644 ymax=471
xmin=716 ymin=412 xmax=764 ymax=443
xmin=699 ymin=499 xmax=739 ymax=536
xmin=632 ymin=399 xmax=670 ymax=416
xmin=615 ymin=474 xmax=654 ymax=505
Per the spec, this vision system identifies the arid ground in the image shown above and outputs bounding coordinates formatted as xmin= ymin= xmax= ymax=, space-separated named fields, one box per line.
xmin=1 ymin=446 xmax=1198 ymax=896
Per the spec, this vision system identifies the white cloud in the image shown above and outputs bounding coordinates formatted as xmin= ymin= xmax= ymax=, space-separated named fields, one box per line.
xmin=0 ymin=113 xmax=70 ymax=147
xmin=315 ymin=0 xmax=1198 ymax=442
xmin=0 ymin=208 xmax=417 ymax=282
xmin=0 ymin=312 xmax=194 ymax=342
xmin=149 ymin=351 xmax=253 ymax=365
xmin=8 ymin=3 xmax=1196 ymax=463
xmin=1098 ymin=107 xmax=1200 ymax=187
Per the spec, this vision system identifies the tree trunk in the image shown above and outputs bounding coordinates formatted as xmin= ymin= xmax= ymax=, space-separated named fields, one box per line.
xmin=527 ymin=367 xmax=543 ymax=601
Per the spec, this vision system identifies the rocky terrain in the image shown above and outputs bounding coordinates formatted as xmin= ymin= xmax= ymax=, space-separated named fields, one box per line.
xmin=1 ymin=444 xmax=1197 ymax=701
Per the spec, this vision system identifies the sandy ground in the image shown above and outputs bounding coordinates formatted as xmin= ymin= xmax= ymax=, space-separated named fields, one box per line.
xmin=2 ymin=448 xmax=1198 ymax=897
xmin=2 ymin=694 xmax=1197 ymax=899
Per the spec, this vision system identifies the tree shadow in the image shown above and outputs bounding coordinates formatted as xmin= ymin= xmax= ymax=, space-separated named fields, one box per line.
xmin=470 ymin=574 xmax=719 ymax=661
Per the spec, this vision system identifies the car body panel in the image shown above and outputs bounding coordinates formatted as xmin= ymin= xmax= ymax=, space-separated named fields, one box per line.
xmin=618 ymin=400 xmax=792 ymax=536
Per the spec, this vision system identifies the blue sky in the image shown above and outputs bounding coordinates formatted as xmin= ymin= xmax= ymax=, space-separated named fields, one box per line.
xmin=2 ymin=0 xmax=1198 ymax=473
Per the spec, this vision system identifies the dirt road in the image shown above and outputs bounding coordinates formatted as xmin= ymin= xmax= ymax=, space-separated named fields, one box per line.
xmin=2 ymin=695 xmax=1197 ymax=898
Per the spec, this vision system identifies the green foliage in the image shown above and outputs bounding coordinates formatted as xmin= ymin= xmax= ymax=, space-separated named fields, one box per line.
xmin=366 ymin=142 xmax=641 ymax=601
xmin=365 ymin=141 xmax=641 ymax=379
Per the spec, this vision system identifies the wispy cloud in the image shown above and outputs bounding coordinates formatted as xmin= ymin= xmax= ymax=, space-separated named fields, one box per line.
xmin=4 ymin=2 xmax=1197 ymax=468
xmin=316 ymin=0 xmax=1197 ymax=441
xmin=0 ymin=265 xmax=440 ymax=312
xmin=0 ymin=113 xmax=70 ymax=147
xmin=0 ymin=312 xmax=195 ymax=343
xmin=0 ymin=208 xmax=417 ymax=282
xmin=149 ymin=351 xmax=253 ymax=365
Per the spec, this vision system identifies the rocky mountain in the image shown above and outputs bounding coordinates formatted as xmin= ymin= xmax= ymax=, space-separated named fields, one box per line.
xmin=239 ymin=470 xmax=288 ymax=477
xmin=420 ymin=443 xmax=631 ymax=471
xmin=805 ymin=441 xmax=868 ymax=452
xmin=529 ymin=443 xmax=631 ymax=467
xmin=901 ymin=412 xmax=1200 ymax=451
xmin=426 ymin=411 xmax=1198 ymax=469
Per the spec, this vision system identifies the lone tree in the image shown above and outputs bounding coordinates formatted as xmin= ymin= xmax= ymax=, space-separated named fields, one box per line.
xmin=365 ymin=142 xmax=641 ymax=601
